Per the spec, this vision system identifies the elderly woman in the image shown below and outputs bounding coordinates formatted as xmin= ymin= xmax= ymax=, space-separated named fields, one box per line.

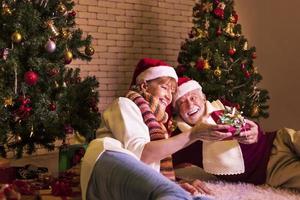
xmin=80 ymin=58 xmax=225 ymax=200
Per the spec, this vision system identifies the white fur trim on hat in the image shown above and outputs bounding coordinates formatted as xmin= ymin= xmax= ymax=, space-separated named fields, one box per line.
xmin=173 ymin=80 xmax=202 ymax=107
xmin=136 ymin=65 xmax=178 ymax=84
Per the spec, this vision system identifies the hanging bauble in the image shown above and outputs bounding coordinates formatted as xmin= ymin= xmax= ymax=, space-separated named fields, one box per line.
xmin=213 ymin=2 xmax=225 ymax=19
xmin=2 ymin=4 xmax=12 ymax=15
xmin=214 ymin=67 xmax=222 ymax=77
xmin=57 ymin=3 xmax=67 ymax=15
xmin=11 ymin=31 xmax=22 ymax=43
xmin=244 ymin=70 xmax=251 ymax=78
xmin=15 ymin=96 xmax=32 ymax=120
xmin=251 ymin=104 xmax=260 ymax=117
xmin=228 ymin=48 xmax=236 ymax=56
xmin=68 ymin=10 xmax=76 ymax=17
xmin=252 ymin=52 xmax=257 ymax=59
xmin=64 ymin=50 xmax=73 ymax=64
xmin=85 ymin=46 xmax=95 ymax=56
xmin=195 ymin=58 xmax=205 ymax=71
xmin=241 ymin=63 xmax=246 ymax=70
xmin=49 ymin=103 xmax=56 ymax=111
xmin=24 ymin=71 xmax=39 ymax=86
xmin=45 ymin=39 xmax=56 ymax=53
xmin=203 ymin=59 xmax=210 ymax=70
xmin=46 ymin=20 xmax=59 ymax=37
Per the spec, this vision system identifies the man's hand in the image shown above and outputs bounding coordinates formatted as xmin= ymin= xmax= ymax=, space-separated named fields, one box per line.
xmin=234 ymin=119 xmax=258 ymax=144
xmin=179 ymin=179 xmax=213 ymax=196
xmin=191 ymin=122 xmax=232 ymax=141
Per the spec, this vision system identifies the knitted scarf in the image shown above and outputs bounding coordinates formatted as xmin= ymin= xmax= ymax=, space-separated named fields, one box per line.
xmin=126 ymin=90 xmax=176 ymax=181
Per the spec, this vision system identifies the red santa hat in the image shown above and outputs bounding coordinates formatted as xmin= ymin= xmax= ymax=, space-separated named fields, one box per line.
xmin=130 ymin=58 xmax=178 ymax=86
xmin=173 ymin=77 xmax=202 ymax=107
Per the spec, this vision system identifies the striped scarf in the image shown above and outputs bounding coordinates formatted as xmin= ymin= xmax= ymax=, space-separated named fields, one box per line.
xmin=126 ymin=90 xmax=176 ymax=181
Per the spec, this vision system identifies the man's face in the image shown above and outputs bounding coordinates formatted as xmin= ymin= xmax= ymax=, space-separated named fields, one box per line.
xmin=177 ymin=89 xmax=206 ymax=126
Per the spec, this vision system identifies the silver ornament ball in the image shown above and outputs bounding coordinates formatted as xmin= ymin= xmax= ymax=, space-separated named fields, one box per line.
xmin=45 ymin=40 xmax=56 ymax=53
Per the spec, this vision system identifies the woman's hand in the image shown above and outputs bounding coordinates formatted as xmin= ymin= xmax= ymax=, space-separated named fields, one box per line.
xmin=179 ymin=179 xmax=213 ymax=196
xmin=234 ymin=119 xmax=258 ymax=144
xmin=191 ymin=122 xmax=232 ymax=141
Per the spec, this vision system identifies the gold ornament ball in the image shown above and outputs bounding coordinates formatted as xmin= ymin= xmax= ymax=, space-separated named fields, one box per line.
xmin=251 ymin=105 xmax=260 ymax=117
xmin=214 ymin=67 xmax=222 ymax=77
xmin=11 ymin=31 xmax=22 ymax=43
xmin=85 ymin=46 xmax=95 ymax=56
xmin=64 ymin=50 xmax=73 ymax=64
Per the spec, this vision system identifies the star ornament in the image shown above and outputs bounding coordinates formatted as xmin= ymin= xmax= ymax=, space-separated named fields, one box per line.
xmin=202 ymin=2 xmax=213 ymax=13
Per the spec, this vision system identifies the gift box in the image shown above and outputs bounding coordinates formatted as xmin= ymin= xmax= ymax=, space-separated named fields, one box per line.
xmin=211 ymin=108 xmax=250 ymax=137
xmin=59 ymin=144 xmax=87 ymax=172
xmin=0 ymin=167 xmax=16 ymax=184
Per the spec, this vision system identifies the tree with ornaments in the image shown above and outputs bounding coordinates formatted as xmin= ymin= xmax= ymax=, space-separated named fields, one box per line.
xmin=0 ymin=0 xmax=101 ymax=157
xmin=177 ymin=0 xmax=269 ymax=119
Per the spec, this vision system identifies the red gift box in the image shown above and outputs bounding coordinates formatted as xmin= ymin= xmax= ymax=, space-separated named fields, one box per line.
xmin=0 ymin=167 xmax=16 ymax=184
xmin=211 ymin=110 xmax=251 ymax=137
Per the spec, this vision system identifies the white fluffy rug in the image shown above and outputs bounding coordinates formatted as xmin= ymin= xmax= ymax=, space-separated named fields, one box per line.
xmin=175 ymin=166 xmax=300 ymax=200
xmin=203 ymin=181 xmax=300 ymax=200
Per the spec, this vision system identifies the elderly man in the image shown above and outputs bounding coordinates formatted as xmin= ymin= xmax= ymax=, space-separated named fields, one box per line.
xmin=171 ymin=77 xmax=300 ymax=191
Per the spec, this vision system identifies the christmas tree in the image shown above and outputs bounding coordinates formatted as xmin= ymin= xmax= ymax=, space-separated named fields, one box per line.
xmin=177 ymin=0 xmax=269 ymax=119
xmin=0 ymin=0 xmax=101 ymax=158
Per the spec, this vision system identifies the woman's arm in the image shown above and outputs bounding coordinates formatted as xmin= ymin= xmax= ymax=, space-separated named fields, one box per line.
xmin=141 ymin=123 xmax=232 ymax=164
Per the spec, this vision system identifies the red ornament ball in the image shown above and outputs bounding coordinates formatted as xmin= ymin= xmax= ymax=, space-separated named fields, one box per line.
xmin=244 ymin=71 xmax=251 ymax=78
xmin=68 ymin=10 xmax=76 ymax=17
xmin=24 ymin=71 xmax=39 ymax=86
xmin=49 ymin=103 xmax=56 ymax=111
xmin=228 ymin=48 xmax=236 ymax=56
xmin=252 ymin=52 xmax=257 ymax=59
xmin=195 ymin=59 xmax=205 ymax=71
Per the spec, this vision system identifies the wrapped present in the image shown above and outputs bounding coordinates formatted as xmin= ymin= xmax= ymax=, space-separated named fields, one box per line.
xmin=211 ymin=106 xmax=251 ymax=136
xmin=0 ymin=167 xmax=16 ymax=184
xmin=59 ymin=144 xmax=87 ymax=172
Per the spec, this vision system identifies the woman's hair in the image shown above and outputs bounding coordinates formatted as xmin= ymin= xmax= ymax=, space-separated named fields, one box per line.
xmin=131 ymin=76 xmax=177 ymax=94
xmin=148 ymin=76 xmax=177 ymax=92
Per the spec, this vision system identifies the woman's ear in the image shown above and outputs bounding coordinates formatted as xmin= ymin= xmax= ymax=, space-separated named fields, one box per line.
xmin=140 ymin=81 xmax=148 ymax=92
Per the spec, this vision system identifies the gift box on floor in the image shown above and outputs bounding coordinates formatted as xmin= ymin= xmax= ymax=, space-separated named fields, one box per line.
xmin=59 ymin=144 xmax=87 ymax=172
xmin=0 ymin=167 xmax=16 ymax=183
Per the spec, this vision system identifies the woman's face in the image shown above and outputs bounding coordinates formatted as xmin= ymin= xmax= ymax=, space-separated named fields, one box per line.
xmin=142 ymin=77 xmax=177 ymax=111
